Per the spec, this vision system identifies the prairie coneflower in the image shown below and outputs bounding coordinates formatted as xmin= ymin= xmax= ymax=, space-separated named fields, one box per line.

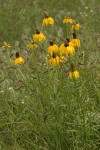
xmin=69 ymin=70 xmax=79 ymax=79
xmin=63 ymin=17 xmax=73 ymax=24
xmin=48 ymin=41 xmax=58 ymax=56
xmin=2 ymin=41 xmax=11 ymax=49
xmin=69 ymin=63 xmax=79 ymax=79
xmin=59 ymin=43 xmax=67 ymax=55
xmin=42 ymin=12 xmax=54 ymax=26
xmin=59 ymin=40 xmax=75 ymax=56
xmin=33 ymin=30 xmax=46 ymax=42
xmin=48 ymin=52 xmax=60 ymax=66
xmin=71 ymin=23 xmax=80 ymax=30
xmin=27 ymin=41 xmax=38 ymax=49
xmin=13 ymin=52 xmax=24 ymax=65
xmin=71 ymin=31 xmax=80 ymax=48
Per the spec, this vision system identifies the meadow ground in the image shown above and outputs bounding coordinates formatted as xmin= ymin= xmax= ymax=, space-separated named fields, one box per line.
xmin=0 ymin=0 xmax=100 ymax=149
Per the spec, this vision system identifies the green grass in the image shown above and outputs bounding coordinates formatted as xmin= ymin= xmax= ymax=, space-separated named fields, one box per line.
xmin=0 ymin=0 xmax=100 ymax=149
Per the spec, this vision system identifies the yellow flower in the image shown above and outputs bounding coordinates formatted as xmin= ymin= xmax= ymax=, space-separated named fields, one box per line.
xmin=71 ymin=23 xmax=80 ymax=30
xmin=2 ymin=41 xmax=11 ymax=49
xmin=59 ymin=43 xmax=66 ymax=55
xmin=42 ymin=18 xmax=48 ymax=26
xmin=71 ymin=39 xmax=80 ymax=48
xmin=48 ymin=17 xmax=54 ymax=24
xmin=59 ymin=43 xmax=75 ymax=56
xmin=48 ymin=54 xmax=67 ymax=66
xmin=48 ymin=41 xmax=58 ymax=56
xmin=48 ymin=56 xmax=60 ymax=66
xmin=13 ymin=52 xmax=24 ymax=65
xmin=42 ymin=11 xmax=54 ymax=26
xmin=69 ymin=70 xmax=79 ymax=79
xmin=42 ymin=17 xmax=54 ymax=26
xmin=33 ymin=30 xmax=46 ymax=42
xmin=27 ymin=42 xmax=38 ymax=49
xmin=13 ymin=57 xmax=24 ymax=65
xmin=67 ymin=46 xmax=75 ymax=56
xmin=71 ymin=31 xmax=80 ymax=47
xmin=63 ymin=17 xmax=73 ymax=24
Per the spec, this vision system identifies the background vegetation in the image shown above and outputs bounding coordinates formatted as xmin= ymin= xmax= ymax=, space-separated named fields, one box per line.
xmin=0 ymin=0 xmax=100 ymax=149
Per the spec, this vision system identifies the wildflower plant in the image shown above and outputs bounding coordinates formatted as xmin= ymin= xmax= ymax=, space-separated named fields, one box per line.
xmin=0 ymin=1 xmax=99 ymax=149
xmin=24 ymin=14 xmax=81 ymax=80
xmin=39 ymin=15 xmax=80 ymax=80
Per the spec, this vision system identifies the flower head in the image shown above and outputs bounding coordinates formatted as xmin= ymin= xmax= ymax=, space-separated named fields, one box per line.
xmin=63 ymin=17 xmax=73 ymax=24
xmin=48 ymin=41 xmax=58 ymax=56
xmin=71 ymin=31 xmax=80 ymax=47
xmin=59 ymin=43 xmax=68 ymax=55
xmin=48 ymin=54 xmax=60 ymax=67
xmin=69 ymin=63 xmax=79 ymax=79
xmin=2 ymin=41 xmax=11 ymax=49
xmin=71 ymin=39 xmax=80 ymax=48
xmin=71 ymin=23 xmax=80 ymax=30
xmin=33 ymin=30 xmax=46 ymax=42
xmin=67 ymin=46 xmax=75 ymax=56
xmin=59 ymin=41 xmax=75 ymax=56
xmin=42 ymin=12 xmax=54 ymax=26
xmin=27 ymin=41 xmax=38 ymax=49
xmin=69 ymin=70 xmax=79 ymax=79
xmin=13 ymin=52 xmax=24 ymax=65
